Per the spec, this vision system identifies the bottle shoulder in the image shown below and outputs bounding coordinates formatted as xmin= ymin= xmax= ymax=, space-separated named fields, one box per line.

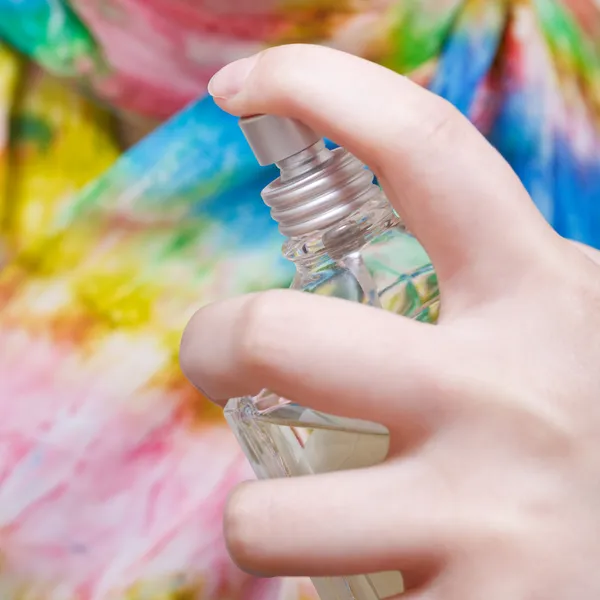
xmin=293 ymin=221 xmax=439 ymax=321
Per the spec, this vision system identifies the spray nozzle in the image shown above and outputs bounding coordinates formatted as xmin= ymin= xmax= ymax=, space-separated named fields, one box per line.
xmin=239 ymin=114 xmax=321 ymax=166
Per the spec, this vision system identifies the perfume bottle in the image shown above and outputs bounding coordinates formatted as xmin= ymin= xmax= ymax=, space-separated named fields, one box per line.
xmin=224 ymin=115 xmax=439 ymax=600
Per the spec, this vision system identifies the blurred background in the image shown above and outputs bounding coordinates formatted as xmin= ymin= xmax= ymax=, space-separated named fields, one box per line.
xmin=0 ymin=1 xmax=598 ymax=599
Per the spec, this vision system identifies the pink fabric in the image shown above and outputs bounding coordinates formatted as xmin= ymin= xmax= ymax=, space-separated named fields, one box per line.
xmin=73 ymin=0 xmax=280 ymax=117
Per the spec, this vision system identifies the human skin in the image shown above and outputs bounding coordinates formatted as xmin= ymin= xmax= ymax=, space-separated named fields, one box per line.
xmin=180 ymin=44 xmax=600 ymax=600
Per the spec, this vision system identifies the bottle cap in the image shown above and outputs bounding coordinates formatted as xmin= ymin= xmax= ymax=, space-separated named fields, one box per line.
xmin=239 ymin=114 xmax=321 ymax=166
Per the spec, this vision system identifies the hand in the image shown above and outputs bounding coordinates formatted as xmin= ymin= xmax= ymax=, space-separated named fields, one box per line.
xmin=180 ymin=45 xmax=600 ymax=599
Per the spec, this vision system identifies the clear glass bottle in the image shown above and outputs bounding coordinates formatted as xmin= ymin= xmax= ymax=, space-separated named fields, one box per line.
xmin=224 ymin=115 xmax=439 ymax=600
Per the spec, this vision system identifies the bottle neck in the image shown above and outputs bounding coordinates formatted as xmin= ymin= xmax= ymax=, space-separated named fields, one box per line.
xmin=261 ymin=143 xmax=380 ymax=239
xmin=275 ymin=140 xmax=330 ymax=181
xmin=283 ymin=195 xmax=398 ymax=273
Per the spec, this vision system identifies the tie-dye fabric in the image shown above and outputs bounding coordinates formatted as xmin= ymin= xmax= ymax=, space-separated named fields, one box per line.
xmin=0 ymin=2 xmax=599 ymax=599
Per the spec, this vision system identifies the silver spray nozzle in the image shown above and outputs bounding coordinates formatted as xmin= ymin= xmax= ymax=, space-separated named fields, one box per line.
xmin=239 ymin=114 xmax=321 ymax=166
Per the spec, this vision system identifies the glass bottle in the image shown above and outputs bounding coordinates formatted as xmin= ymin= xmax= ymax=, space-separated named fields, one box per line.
xmin=224 ymin=115 xmax=440 ymax=600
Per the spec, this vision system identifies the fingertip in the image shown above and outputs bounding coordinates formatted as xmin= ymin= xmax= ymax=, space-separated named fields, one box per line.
xmin=179 ymin=310 xmax=200 ymax=385
xmin=224 ymin=481 xmax=275 ymax=576
xmin=210 ymin=44 xmax=377 ymax=125
xmin=178 ymin=306 xmax=229 ymax=405
xmin=208 ymin=54 xmax=260 ymax=101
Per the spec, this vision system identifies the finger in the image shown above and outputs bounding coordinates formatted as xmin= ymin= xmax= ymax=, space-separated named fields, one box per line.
xmin=208 ymin=44 xmax=556 ymax=288
xmin=180 ymin=289 xmax=472 ymax=428
xmin=224 ymin=461 xmax=452 ymax=581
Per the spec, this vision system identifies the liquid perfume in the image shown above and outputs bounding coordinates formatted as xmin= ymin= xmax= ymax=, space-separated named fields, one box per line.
xmin=224 ymin=115 xmax=439 ymax=600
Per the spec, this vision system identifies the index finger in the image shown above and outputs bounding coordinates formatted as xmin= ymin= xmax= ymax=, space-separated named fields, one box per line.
xmin=180 ymin=289 xmax=472 ymax=430
xmin=208 ymin=44 xmax=557 ymax=293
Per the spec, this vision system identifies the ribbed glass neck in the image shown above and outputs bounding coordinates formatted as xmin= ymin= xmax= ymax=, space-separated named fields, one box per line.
xmin=283 ymin=197 xmax=398 ymax=273
xmin=261 ymin=144 xmax=380 ymax=239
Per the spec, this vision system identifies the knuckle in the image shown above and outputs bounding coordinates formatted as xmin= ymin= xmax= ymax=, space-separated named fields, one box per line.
xmin=235 ymin=290 xmax=290 ymax=379
xmin=380 ymin=94 xmax=470 ymax=174
xmin=421 ymin=96 xmax=465 ymax=145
